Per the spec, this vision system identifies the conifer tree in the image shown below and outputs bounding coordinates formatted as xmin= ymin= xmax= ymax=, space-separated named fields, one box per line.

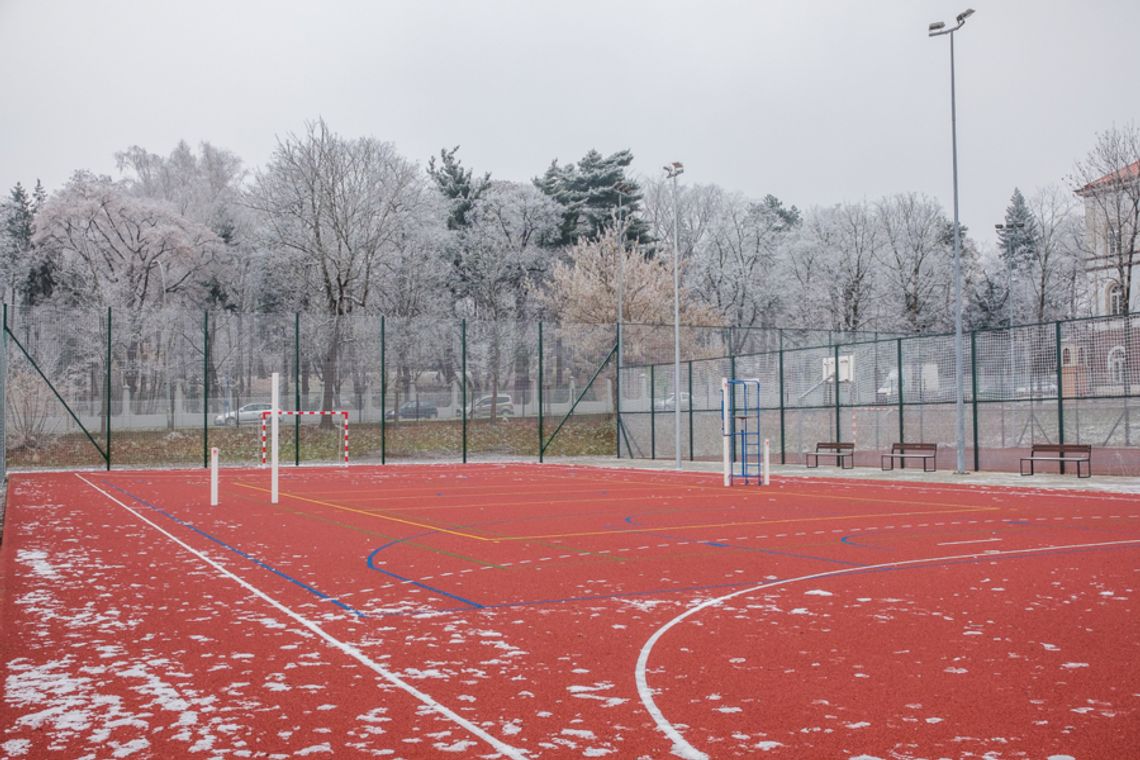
xmin=534 ymin=148 xmax=650 ymax=246
xmin=997 ymin=188 xmax=1038 ymax=272
xmin=427 ymin=146 xmax=491 ymax=230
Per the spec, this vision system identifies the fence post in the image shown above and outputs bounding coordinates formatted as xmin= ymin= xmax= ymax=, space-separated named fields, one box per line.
xmin=202 ymin=311 xmax=209 ymax=468
xmin=1 ymin=304 xmax=6 ymax=481
xmin=834 ymin=343 xmax=841 ymax=441
xmin=1056 ymin=320 xmax=1065 ymax=473
xmin=538 ymin=322 xmax=544 ymax=463
xmin=778 ymin=330 xmax=787 ymax=464
xmin=106 ymin=306 xmax=112 ymax=471
xmin=687 ymin=360 xmax=694 ymax=461
xmin=970 ymin=330 xmax=979 ymax=471
xmin=614 ymin=321 xmax=620 ymax=458
xmin=896 ymin=338 xmax=905 ymax=462
xmin=380 ymin=315 xmax=386 ymax=465
xmin=461 ymin=319 xmax=467 ymax=464
xmin=294 ymin=312 xmax=301 ymax=466
xmin=649 ymin=363 xmax=656 ymax=460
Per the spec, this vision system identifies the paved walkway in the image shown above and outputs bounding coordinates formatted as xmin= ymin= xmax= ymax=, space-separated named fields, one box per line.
xmin=566 ymin=456 xmax=1140 ymax=494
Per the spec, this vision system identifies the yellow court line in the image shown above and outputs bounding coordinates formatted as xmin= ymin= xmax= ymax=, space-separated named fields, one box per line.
xmin=234 ymin=482 xmax=492 ymax=541
xmin=498 ymin=505 xmax=1000 ymax=541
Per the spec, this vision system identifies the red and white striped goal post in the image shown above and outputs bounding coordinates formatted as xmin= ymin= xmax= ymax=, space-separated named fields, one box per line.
xmin=259 ymin=410 xmax=350 ymax=466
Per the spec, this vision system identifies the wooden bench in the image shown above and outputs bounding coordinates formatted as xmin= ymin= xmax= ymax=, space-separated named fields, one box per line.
xmin=1020 ymin=444 xmax=1092 ymax=478
xmin=881 ymin=442 xmax=938 ymax=472
xmin=806 ymin=442 xmax=854 ymax=469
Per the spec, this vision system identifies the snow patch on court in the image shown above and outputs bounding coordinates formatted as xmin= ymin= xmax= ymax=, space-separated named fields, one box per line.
xmin=2 ymin=739 xmax=31 ymax=756
xmin=804 ymin=589 xmax=832 ymax=597
xmin=17 ymin=549 xmax=59 ymax=578
xmin=1061 ymin=662 xmax=1089 ymax=670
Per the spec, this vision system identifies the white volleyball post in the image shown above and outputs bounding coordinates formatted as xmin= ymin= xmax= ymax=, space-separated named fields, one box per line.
xmin=270 ymin=372 xmax=279 ymax=505
xmin=721 ymin=377 xmax=731 ymax=487
xmin=210 ymin=447 xmax=219 ymax=506
xmin=762 ymin=438 xmax=771 ymax=486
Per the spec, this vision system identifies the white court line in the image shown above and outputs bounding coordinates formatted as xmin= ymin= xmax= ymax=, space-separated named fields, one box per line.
xmin=634 ymin=537 xmax=1140 ymax=760
xmin=938 ymin=538 xmax=1002 ymax=546
xmin=76 ymin=475 xmax=526 ymax=760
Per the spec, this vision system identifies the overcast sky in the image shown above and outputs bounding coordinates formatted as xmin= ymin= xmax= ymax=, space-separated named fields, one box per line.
xmin=1 ymin=0 xmax=1137 ymax=252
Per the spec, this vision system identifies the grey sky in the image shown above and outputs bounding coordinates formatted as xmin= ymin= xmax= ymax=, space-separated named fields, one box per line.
xmin=1 ymin=0 xmax=1136 ymax=252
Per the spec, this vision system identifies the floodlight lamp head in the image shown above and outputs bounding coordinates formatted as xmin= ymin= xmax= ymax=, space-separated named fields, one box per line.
xmin=957 ymin=8 xmax=975 ymax=22
xmin=995 ymin=224 xmax=1004 ymax=230
xmin=929 ymin=21 xmax=946 ymax=32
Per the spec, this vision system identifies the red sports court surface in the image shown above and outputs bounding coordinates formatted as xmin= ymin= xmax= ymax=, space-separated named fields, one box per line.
xmin=2 ymin=463 xmax=1138 ymax=758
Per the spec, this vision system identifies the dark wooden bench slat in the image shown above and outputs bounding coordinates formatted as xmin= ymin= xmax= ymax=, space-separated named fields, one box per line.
xmin=882 ymin=442 xmax=937 ymax=472
xmin=806 ymin=442 xmax=854 ymax=469
xmin=1020 ymin=444 xmax=1092 ymax=478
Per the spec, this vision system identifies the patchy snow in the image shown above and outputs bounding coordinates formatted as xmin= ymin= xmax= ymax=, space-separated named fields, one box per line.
xmin=1061 ymin=663 xmax=1089 ymax=670
xmin=17 ymin=549 xmax=59 ymax=578
xmin=2 ymin=739 xmax=31 ymax=756
xmin=755 ymin=741 xmax=784 ymax=751
xmin=434 ymin=739 xmax=477 ymax=752
xmin=804 ymin=589 xmax=833 ymax=597
xmin=294 ymin=743 xmax=333 ymax=755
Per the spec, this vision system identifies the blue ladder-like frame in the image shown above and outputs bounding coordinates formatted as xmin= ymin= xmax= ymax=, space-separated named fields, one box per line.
xmin=725 ymin=378 xmax=763 ymax=485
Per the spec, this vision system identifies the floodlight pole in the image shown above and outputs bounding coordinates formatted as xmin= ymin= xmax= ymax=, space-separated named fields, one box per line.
xmin=665 ymin=162 xmax=685 ymax=470
xmin=930 ymin=8 xmax=974 ymax=475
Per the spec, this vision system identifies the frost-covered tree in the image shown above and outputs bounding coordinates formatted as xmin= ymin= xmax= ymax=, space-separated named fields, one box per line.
xmin=427 ymin=145 xmax=491 ymax=231
xmin=2 ymin=180 xmax=51 ymax=306
xmin=535 ymin=148 xmax=649 ymax=246
xmin=34 ymin=172 xmax=219 ymax=311
xmin=452 ymin=181 xmax=561 ymax=410
xmin=690 ymin=189 xmax=788 ymax=351
xmin=1072 ymin=123 xmax=1140 ymax=315
xmin=1026 ymin=185 xmax=1089 ymax=321
xmin=792 ymin=203 xmax=883 ymax=333
xmin=34 ymin=171 xmax=221 ymax=397
xmin=116 ymin=141 xmax=253 ymax=311
xmin=875 ymin=193 xmax=955 ymax=333
xmin=542 ymin=227 xmax=720 ymax=363
xmin=246 ymin=119 xmax=424 ymax=419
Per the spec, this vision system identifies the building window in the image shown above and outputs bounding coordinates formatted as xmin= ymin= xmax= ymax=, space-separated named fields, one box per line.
xmin=1108 ymin=282 xmax=1126 ymax=316
xmin=1108 ymin=346 xmax=1126 ymax=384
xmin=1062 ymin=347 xmax=1072 ymax=366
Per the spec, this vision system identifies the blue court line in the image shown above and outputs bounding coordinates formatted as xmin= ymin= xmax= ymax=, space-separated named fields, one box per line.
xmin=437 ymin=541 xmax=1140 ymax=613
xmin=100 ymin=480 xmax=367 ymax=619
xmin=840 ymin=534 xmax=889 ymax=550
xmin=625 ymin=514 xmax=867 ymax=567
xmin=366 ymin=538 xmax=485 ymax=609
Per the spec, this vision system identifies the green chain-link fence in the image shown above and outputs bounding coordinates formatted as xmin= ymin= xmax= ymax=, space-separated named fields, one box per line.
xmin=620 ymin=313 xmax=1140 ymax=475
xmin=9 ymin=304 xmax=1134 ymax=474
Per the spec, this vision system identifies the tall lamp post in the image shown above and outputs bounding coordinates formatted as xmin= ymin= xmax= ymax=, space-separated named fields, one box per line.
xmin=929 ymin=8 xmax=975 ymax=475
xmin=664 ymin=161 xmax=684 ymax=470
xmin=614 ymin=181 xmax=635 ymax=457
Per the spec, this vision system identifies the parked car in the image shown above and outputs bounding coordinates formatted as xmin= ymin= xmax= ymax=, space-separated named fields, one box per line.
xmin=464 ymin=393 xmax=514 ymax=419
xmin=653 ymin=392 xmax=691 ymax=411
xmin=385 ymin=400 xmax=439 ymax=421
xmin=214 ymin=402 xmax=273 ymax=426
xmin=1015 ymin=380 xmax=1059 ymax=398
